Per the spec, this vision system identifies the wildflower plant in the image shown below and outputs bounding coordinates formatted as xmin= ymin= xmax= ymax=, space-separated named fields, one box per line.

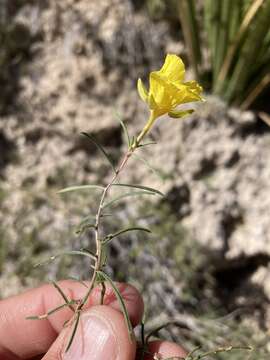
xmin=27 ymin=54 xmax=251 ymax=359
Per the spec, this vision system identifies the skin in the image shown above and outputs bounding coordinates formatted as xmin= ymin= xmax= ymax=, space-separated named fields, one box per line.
xmin=0 ymin=280 xmax=187 ymax=360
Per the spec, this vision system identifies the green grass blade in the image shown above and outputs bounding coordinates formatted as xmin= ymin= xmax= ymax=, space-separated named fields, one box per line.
xmin=81 ymin=132 xmax=116 ymax=173
xmin=204 ymin=0 xmax=220 ymax=84
xmin=241 ymin=72 xmax=270 ymax=109
xmin=213 ymin=0 xmax=232 ymax=89
xmin=217 ymin=0 xmax=265 ymax=87
xmin=178 ymin=0 xmax=202 ymax=79
xmin=225 ymin=0 xmax=270 ymax=103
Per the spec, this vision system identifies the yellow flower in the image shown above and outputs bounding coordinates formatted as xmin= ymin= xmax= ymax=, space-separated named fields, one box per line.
xmin=137 ymin=54 xmax=203 ymax=121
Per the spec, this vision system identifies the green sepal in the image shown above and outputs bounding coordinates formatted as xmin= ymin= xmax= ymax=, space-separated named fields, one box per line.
xmin=148 ymin=94 xmax=157 ymax=110
xmin=137 ymin=78 xmax=149 ymax=103
xmin=168 ymin=109 xmax=194 ymax=119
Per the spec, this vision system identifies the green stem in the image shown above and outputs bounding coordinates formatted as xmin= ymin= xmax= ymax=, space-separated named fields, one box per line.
xmin=82 ymin=111 xmax=154 ymax=307
xmin=134 ymin=111 xmax=155 ymax=147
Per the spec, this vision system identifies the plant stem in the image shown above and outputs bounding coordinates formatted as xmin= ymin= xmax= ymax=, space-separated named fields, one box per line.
xmin=77 ymin=112 xmax=153 ymax=312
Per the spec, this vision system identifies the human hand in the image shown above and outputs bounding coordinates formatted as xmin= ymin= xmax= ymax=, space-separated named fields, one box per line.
xmin=0 ymin=280 xmax=187 ymax=359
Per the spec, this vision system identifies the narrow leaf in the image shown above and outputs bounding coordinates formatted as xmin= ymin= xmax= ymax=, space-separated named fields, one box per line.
xmin=132 ymin=153 xmax=163 ymax=179
xmin=65 ymin=312 xmax=81 ymax=352
xmin=111 ymin=183 xmax=164 ymax=196
xmin=103 ymin=227 xmax=151 ymax=244
xmin=137 ymin=141 xmax=157 ymax=148
xmin=103 ymin=191 xmax=156 ymax=209
xmin=58 ymin=185 xmax=104 ymax=194
xmin=34 ymin=250 xmax=96 ymax=268
xmin=81 ymin=132 xmax=116 ymax=173
xmin=114 ymin=110 xmax=131 ymax=147
xmin=52 ymin=281 xmax=75 ymax=312
xmin=66 ymin=276 xmax=89 ymax=288
xmin=97 ymin=270 xmax=134 ymax=340
xmin=26 ymin=300 xmax=77 ymax=320
xmin=75 ymin=223 xmax=95 ymax=235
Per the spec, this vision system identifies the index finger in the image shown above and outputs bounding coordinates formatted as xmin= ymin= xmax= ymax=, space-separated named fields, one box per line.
xmin=0 ymin=280 xmax=143 ymax=359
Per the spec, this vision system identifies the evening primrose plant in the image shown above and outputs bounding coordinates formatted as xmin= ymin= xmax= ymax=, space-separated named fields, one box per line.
xmin=27 ymin=54 xmax=250 ymax=359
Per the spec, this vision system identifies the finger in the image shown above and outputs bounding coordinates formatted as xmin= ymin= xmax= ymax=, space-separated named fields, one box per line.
xmin=43 ymin=305 xmax=136 ymax=360
xmin=144 ymin=340 xmax=187 ymax=359
xmin=0 ymin=280 xmax=143 ymax=359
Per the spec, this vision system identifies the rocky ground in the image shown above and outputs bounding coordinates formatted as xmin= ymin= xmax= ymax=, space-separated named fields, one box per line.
xmin=0 ymin=0 xmax=269 ymax=357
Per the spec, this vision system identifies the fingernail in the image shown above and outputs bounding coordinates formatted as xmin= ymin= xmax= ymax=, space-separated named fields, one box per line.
xmin=63 ymin=311 xmax=119 ymax=360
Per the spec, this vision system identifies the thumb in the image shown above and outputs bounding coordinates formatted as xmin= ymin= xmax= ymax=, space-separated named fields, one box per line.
xmin=42 ymin=305 xmax=136 ymax=360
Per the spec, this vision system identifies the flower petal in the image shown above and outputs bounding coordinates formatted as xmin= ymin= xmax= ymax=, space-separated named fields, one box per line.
xmin=174 ymin=81 xmax=203 ymax=104
xmin=137 ymin=78 xmax=149 ymax=103
xmin=150 ymin=72 xmax=178 ymax=108
xmin=168 ymin=109 xmax=194 ymax=118
xmin=157 ymin=54 xmax=185 ymax=83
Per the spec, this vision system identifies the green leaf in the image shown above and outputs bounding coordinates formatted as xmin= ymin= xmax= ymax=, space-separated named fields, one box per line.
xmin=132 ymin=153 xmax=163 ymax=179
xmin=58 ymin=185 xmax=104 ymax=194
xmin=34 ymin=250 xmax=96 ymax=268
xmin=137 ymin=141 xmax=157 ymax=148
xmin=66 ymin=276 xmax=89 ymax=288
xmin=103 ymin=227 xmax=151 ymax=244
xmin=65 ymin=312 xmax=81 ymax=352
xmin=75 ymin=222 xmax=95 ymax=235
xmin=81 ymin=132 xmax=116 ymax=173
xmin=26 ymin=300 xmax=77 ymax=320
xmin=102 ymin=191 xmax=156 ymax=209
xmin=113 ymin=110 xmax=131 ymax=147
xmin=111 ymin=183 xmax=164 ymax=196
xmin=52 ymin=281 xmax=75 ymax=312
xmin=97 ymin=270 xmax=134 ymax=340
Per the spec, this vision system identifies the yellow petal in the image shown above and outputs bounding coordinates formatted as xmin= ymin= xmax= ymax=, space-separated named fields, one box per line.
xmin=137 ymin=78 xmax=149 ymax=103
xmin=174 ymin=81 xmax=203 ymax=104
xmin=150 ymin=72 xmax=178 ymax=109
xmin=168 ymin=109 xmax=194 ymax=118
xmin=157 ymin=54 xmax=185 ymax=83
xmin=183 ymin=81 xmax=203 ymax=96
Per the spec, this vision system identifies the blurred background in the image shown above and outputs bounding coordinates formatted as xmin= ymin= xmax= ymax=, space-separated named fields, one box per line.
xmin=0 ymin=0 xmax=270 ymax=358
